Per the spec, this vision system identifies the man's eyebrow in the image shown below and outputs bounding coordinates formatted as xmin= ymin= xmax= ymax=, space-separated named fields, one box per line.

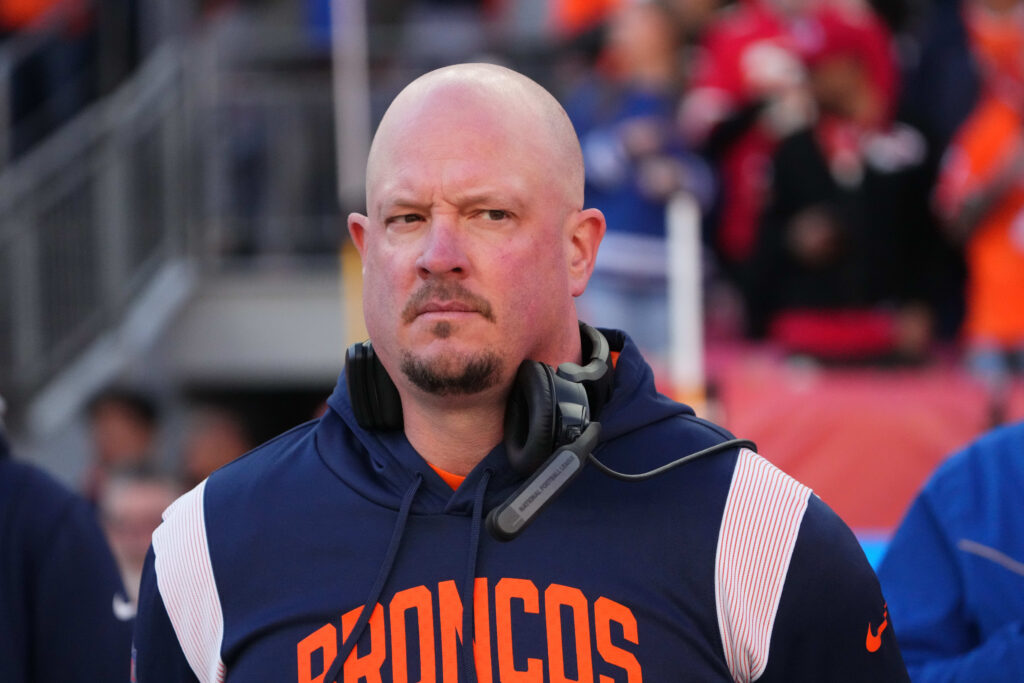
xmin=455 ymin=190 xmax=526 ymax=212
xmin=375 ymin=196 xmax=428 ymax=218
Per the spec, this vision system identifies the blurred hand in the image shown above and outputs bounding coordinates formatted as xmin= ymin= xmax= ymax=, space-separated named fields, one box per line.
xmin=619 ymin=117 xmax=665 ymax=158
xmin=785 ymin=206 xmax=842 ymax=267
xmin=894 ymin=304 xmax=933 ymax=360
xmin=741 ymin=40 xmax=807 ymax=97
xmin=637 ymin=157 xmax=687 ymax=200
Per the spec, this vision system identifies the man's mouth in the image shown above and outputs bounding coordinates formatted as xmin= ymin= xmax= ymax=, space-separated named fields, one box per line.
xmin=417 ymin=301 xmax=478 ymax=315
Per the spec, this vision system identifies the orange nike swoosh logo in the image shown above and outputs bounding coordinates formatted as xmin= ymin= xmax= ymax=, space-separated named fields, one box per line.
xmin=865 ymin=620 xmax=888 ymax=652
xmin=865 ymin=603 xmax=889 ymax=653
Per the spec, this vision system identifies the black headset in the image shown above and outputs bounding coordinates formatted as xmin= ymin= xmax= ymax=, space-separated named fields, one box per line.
xmin=344 ymin=323 xmax=754 ymax=541
xmin=345 ymin=322 xmax=612 ymax=438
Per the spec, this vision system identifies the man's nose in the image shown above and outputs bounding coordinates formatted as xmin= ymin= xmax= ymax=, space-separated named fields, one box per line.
xmin=415 ymin=213 xmax=468 ymax=277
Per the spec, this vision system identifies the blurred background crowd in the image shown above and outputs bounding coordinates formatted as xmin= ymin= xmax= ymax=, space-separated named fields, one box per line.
xmin=1 ymin=0 xmax=1023 ymax=606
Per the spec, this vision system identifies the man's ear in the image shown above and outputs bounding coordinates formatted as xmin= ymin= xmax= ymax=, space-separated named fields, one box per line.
xmin=348 ymin=212 xmax=369 ymax=257
xmin=567 ymin=208 xmax=606 ymax=297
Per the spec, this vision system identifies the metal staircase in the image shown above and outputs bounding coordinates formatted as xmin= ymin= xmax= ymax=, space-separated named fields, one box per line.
xmin=0 ymin=9 xmax=351 ymax=440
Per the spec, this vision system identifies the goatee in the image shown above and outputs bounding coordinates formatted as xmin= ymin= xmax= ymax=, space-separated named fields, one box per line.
xmin=400 ymin=350 xmax=501 ymax=396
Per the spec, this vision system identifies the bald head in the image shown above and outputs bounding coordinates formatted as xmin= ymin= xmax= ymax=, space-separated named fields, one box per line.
xmin=366 ymin=63 xmax=585 ymax=210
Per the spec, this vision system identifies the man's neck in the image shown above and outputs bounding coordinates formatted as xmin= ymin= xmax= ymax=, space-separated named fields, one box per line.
xmin=394 ymin=322 xmax=586 ymax=476
xmin=401 ymin=396 xmax=506 ymax=476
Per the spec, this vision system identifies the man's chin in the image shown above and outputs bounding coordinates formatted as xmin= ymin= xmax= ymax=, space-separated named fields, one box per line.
xmin=399 ymin=350 xmax=502 ymax=397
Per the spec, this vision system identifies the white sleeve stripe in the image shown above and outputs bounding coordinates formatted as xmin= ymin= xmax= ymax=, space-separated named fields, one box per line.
xmin=715 ymin=449 xmax=811 ymax=682
xmin=152 ymin=479 xmax=227 ymax=683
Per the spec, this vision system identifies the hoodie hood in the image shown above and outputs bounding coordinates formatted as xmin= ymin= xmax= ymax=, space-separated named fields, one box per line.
xmin=318 ymin=328 xmax=693 ymax=515
xmin=594 ymin=328 xmax=695 ymax=440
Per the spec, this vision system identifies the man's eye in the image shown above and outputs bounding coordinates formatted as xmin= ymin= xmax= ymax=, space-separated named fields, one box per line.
xmin=483 ymin=210 xmax=508 ymax=221
xmin=387 ymin=214 xmax=422 ymax=225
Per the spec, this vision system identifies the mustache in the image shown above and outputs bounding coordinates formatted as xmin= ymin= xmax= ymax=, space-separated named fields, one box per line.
xmin=401 ymin=281 xmax=496 ymax=324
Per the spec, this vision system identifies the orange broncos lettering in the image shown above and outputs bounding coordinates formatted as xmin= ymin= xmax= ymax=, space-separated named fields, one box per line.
xmin=495 ymin=578 xmax=543 ymax=682
xmin=390 ymin=586 xmax=436 ymax=683
xmin=438 ymin=578 xmax=493 ymax=683
xmin=341 ymin=603 xmax=387 ymax=683
xmin=595 ymin=597 xmax=642 ymax=683
xmin=296 ymin=578 xmax=643 ymax=682
xmin=545 ymin=584 xmax=594 ymax=683
xmin=297 ymin=623 xmax=337 ymax=683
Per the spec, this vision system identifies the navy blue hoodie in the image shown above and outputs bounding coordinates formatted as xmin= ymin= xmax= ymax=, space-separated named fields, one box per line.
xmin=0 ymin=431 xmax=133 ymax=682
xmin=133 ymin=331 xmax=908 ymax=681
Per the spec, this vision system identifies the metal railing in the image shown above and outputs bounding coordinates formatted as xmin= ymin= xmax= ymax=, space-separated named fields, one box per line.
xmin=189 ymin=17 xmax=342 ymax=264
xmin=0 ymin=10 xmax=355 ymax=430
xmin=0 ymin=44 xmax=191 ymax=426
xmin=0 ymin=0 xmax=191 ymax=168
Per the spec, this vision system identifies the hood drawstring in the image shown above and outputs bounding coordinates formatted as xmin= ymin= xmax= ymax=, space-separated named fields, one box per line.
xmin=325 ymin=469 xmax=492 ymax=683
xmin=328 ymin=474 xmax=423 ymax=683
xmin=461 ymin=469 xmax=492 ymax=683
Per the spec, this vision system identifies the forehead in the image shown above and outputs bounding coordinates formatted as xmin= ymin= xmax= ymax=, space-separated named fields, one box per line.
xmin=372 ymin=129 xmax=532 ymax=205
xmin=367 ymin=82 xmax=571 ymax=207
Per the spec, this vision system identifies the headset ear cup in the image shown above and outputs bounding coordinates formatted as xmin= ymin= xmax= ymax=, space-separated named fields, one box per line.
xmin=504 ymin=361 xmax=557 ymax=474
xmin=346 ymin=343 xmax=373 ymax=427
xmin=345 ymin=342 xmax=403 ymax=430
xmin=370 ymin=356 xmax=404 ymax=429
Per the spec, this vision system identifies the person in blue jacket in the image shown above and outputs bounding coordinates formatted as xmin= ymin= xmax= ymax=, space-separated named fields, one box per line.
xmin=0 ymin=398 xmax=133 ymax=681
xmin=878 ymin=419 xmax=1024 ymax=681
xmin=132 ymin=62 xmax=908 ymax=682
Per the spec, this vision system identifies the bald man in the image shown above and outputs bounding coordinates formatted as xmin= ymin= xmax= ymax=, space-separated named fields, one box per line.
xmin=133 ymin=64 xmax=909 ymax=682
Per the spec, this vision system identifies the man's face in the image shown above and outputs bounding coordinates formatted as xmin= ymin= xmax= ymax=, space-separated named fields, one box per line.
xmin=102 ymin=480 xmax=178 ymax=573
xmin=349 ymin=86 xmax=584 ymax=405
xmin=91 ymin=403 xmax=153 ymax=466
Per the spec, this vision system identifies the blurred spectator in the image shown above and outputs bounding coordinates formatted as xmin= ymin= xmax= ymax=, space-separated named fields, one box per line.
xmin=93 ymin=0 xmax=141 ymax=95
xmin=567 ymin=0 xmax=714 ymax=369
xmin=678 ymin=0 xmax=817 ymax=278
xmin=744 ymin=1 xmax=949 ymax=363
xmin=864 ymin=0 xmax=916 ymax=35
xmin=99 ymin=469 xmax=181 ymax=608
xmin=552 ymin=0 xmax=625 ymax=37
xmin=897 ymin=0 xmax=980 ymax=152
xmin=0 ymin=0 xmax=95 ymax=158
xmin=664 ymin=0 xmax=729 ymax=44
xmin=0 ymin=396 xmax=132 ymax=682
xmin=394 ymin=0 xmax=492 ymax=74
xmin=82 ymin=386 xmax=160 ymax=503
xmin=931 ymin=0 xmax=1024 ymax=422
xmin=877 ymin=419 xmax=1024 ymax=680
xmin=181 ymin=403 xmax=254 ymax=488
